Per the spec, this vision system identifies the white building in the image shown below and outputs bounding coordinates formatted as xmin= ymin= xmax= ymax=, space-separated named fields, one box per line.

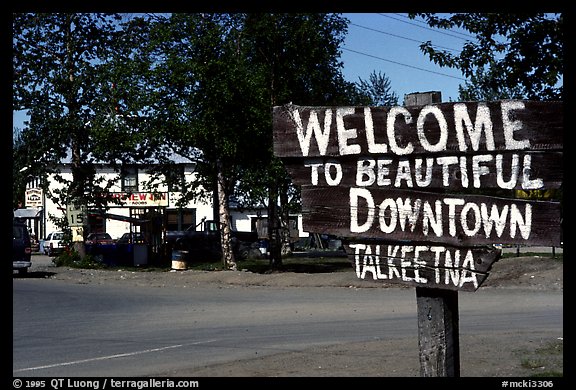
xmin=15 ymin=154 xmax=308 ymax=262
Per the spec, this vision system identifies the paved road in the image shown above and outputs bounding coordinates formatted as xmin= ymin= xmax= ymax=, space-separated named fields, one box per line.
xmin=13 ymin=267 xmax=562 ymax=377
xmin=501 ymin=245 xmax=562 ymax=255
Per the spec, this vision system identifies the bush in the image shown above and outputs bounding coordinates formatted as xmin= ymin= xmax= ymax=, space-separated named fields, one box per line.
xmin=52 ymin=247 xmax=107 ymax=269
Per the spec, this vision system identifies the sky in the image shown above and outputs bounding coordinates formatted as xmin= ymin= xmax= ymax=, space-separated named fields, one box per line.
xmin=12 ymin=13 xmax=473 ymax=131
xmin=340 ymin=13 xmax=471 ymax=103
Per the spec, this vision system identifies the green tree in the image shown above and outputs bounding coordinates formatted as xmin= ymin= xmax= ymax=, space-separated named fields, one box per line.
xmin=354 ymin=70 xmax=399 ymax=106
xmin=107 ymin=14 xmax=269 ymax=270
xmin=236 ymin=13 xmax=354 ymax=267
xmin=126 ymin=13 xmax=355 ymax=270
xmin=13 ymin=13 xmax=133 ymax=255
xmin=13 ymin=128 xmax=28 ymax=210
xmin=12 ymin=13 xmax=358 ymax=270
xmin=409 ymin=13 xmax=563 ymax=101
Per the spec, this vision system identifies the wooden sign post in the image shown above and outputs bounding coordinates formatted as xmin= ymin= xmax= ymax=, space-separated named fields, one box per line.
xmin=272 ymin=94 xmax=562 ymax=376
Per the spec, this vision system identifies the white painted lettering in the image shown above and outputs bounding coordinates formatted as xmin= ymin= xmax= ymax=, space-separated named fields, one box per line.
xmin=353 ymin=153 xmax=543 ymax=190
xmin=337 ymin=107 xmax=360 ymax=155
xmin=304 ymin=162 xmax=323 ymax=185
xmin=510 ymin=203 xmax=532 ymax=239
xmin=292 ymin=109 xmax=332 ymax=157
xmin=480 ymin=203 xmax=509 ymax=238
xmin=350 ymin=243 xmax=365 ymax=278
xmin=459 ymin=156 xmax=470 ymax=187
xmin=350 ymin=188 xmax=374 ymax=233
xmin=472 ymin=154 xmax=493 ymax=188
xmin=387 ymin=245 xmax=401 ymax=280
xmin=377 ymin=159 xmax=393 ymax=186
xmin=324 ymin=162 xmax=343 ymax=186
xmin=436 ymin=156 xmax=459 ymax=186
xmin=431 ymin=246 xmax=445 ymax=284
xmin=443 ymin=198 xmax=465 ymax=237
xmin=394 ymin=160 xmax=413 ymax=187
xmin=350 ymin=244 xmax=481 ymax=289
xmin=495 ymin=154 xmax=519 ymax=189
xmin=454 ymin=103 xmax=495 ymax=151
xmin=387 ymin=107 xmax=414 ymax=155
xmin=501 ymin=101 xmax=530 ymax=150
xmin=356 ymin=159 xmax=375 ymax=186
xmin=365 ymin=107 xmax=388 ymax=153
xmin=459 ymin=250 xmax=479 ymax=288
xmin=414 ymin=158 xmax=433 ymax=187
xmin=396 ymin=197 xmax=421 ymax=233
xmin=522 ymin=154 xmax=544 ymax=189
xmin=422 ymin=200 xmax=443 ymax=237
xmin=417 ymin=105 xmax=449 ymax=152
xmin=378 ymin=198 xmax=398 ymax=233
xmin=460 ymin=202 xmax=482 ymax=236
xmin=348 ymin=189 xmax=534 ymax=242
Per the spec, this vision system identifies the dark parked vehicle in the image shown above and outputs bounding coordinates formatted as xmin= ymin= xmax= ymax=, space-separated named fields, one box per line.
xmin=13 ymin=221 xmax=32 ymax=274
xmin=85 ymin=232 xmax=115 ymax=246
xmin=85 ymin=232 xmax=117 ymax=265
xmin=165 ymin=219 xmax=259 ymax=262
xmin=116 ymin=232 xmax=146 ymax=245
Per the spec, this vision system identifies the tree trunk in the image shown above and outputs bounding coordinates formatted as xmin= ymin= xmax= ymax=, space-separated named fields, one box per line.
xmin=216 ymin=161 xmax=237 ymax=271
xmin=279 ymin=179 xmax=292 ymax=256
xmin=65 ymin=14 xmax=88 ymax=259
xmin=267 ymin=180 xmax=282 ymax=268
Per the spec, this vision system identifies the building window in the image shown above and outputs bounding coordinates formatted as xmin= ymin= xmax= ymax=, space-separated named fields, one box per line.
xmin=122 ymin=167 xmax=138 ymax=192
xmin=165 ymin=208 xmax=196 ymax=231
xmin=165 ymin=165 xmax=185 ymax=192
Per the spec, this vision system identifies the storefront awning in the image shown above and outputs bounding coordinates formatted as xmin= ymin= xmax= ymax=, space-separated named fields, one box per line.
xmin=13 ymin=208 xmax=42 ymax=218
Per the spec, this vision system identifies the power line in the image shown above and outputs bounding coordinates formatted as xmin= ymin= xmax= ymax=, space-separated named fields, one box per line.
xmin=391 ymin=13 xmax=478 ymax=40
xmin=377 ymin=13 xmax=475 ymax=41
xmin=349 ymin=22 xmax=461 ymax=53
xmin=341 ymin=47 xmax=467 ymax=81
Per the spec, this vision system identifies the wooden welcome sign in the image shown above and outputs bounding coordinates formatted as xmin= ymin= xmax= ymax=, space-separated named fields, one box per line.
xmin=273 ymin=100 xmax=563 ymax=292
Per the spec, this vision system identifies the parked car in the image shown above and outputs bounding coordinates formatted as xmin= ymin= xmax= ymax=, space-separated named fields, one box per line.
xmin=85 ymin=232 xmax=115 ymax=246
xmin=43 ymin=231 xmax=67 ymax=257
xmin=13 ymin=220 xmax=32 ymax=274
xmin=85 ymin=232 xmax=117 ymax=264
xmin=116 ymin=232 xmax=146 ymax=245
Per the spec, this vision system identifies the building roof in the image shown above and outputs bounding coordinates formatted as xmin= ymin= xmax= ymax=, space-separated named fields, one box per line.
xmin=14 ymin=208 xmax=42 ymax=218
xmin=58 ymin=147 xmax=202 ymax=166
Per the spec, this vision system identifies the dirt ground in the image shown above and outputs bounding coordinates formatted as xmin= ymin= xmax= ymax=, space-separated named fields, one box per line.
xmin=24 ymin=252 xmax=564 ymax=378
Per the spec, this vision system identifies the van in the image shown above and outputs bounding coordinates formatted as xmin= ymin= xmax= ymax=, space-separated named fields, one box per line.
xmin=43 ymin=231 xmax=67 ymax=256
xmin=13 ymin=220 xmax=32 ymax=274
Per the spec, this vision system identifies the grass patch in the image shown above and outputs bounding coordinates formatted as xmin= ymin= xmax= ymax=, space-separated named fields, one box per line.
xmin=51 ymin=251 xmax=354 ymax=274
xmin=59 ymin=250 xmax=354 ymax=274
xmin=184 ymin=251 xmax=352 ymax=274
xmin=518 ymin=339 xmax=563 ymax=377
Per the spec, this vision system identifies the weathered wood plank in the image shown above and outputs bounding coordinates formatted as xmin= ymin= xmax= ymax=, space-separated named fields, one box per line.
xmin=343 ymin=243 xmax=501 ymax=292
xmin=301 ymin=187 xmax=562 ymax=246
xmin=282 ymin=151 xmax=563 ymax=190
xmin=343 ymin=242 xmax=501 ymax=274
xmin=273 ymin=96 xmax=561 ymax=378
xmin=273 ymin=101 xmax=563 ymax=158
xmin=416 ymin=288 xmax=460 ymax=376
